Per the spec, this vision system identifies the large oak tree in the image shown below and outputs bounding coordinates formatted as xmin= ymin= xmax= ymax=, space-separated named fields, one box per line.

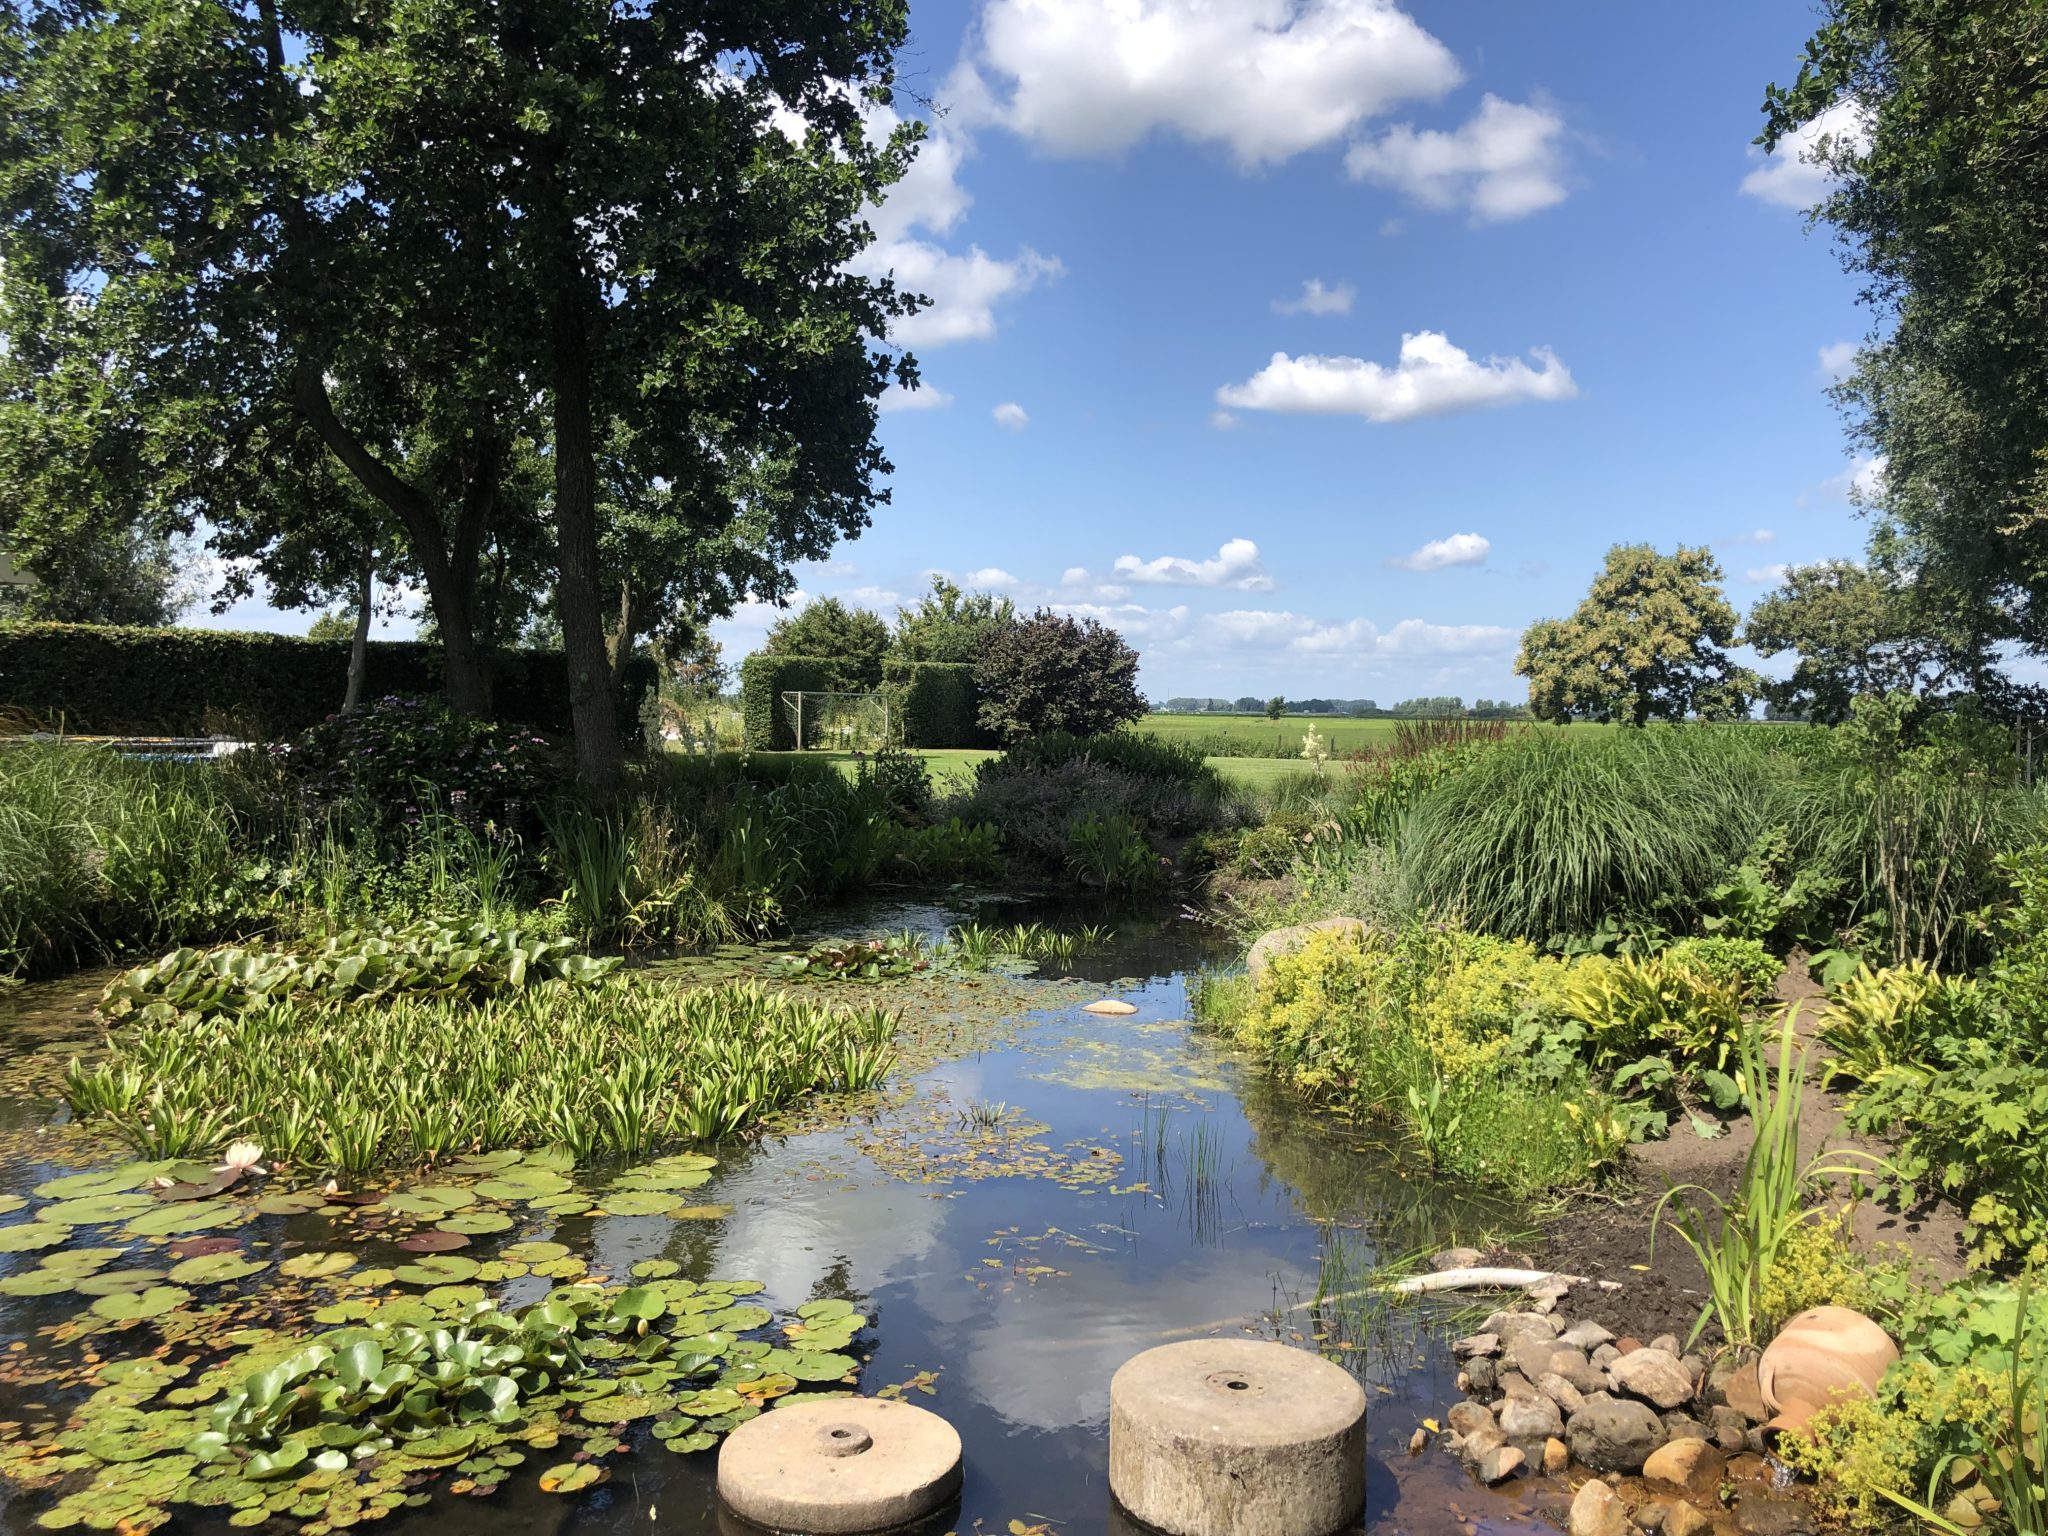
xmin=1 ymin=0 xmax=921 ymax=793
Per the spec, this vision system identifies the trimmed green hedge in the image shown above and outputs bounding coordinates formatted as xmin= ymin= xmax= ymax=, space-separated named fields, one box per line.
xmin=885 ymin=660 xmax=991 ymax=749
xmin=740 ymin=654 xmax=836 ymax=750
xmin=0 ymin=621 xmax=656 ymax=738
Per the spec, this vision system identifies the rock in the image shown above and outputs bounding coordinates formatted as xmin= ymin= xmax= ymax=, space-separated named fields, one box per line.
xmin=1457 ymin=1426 xmax=1525 ymax=1485
xmin=1083 ymin=999 xmax=1140 ymax=1015
xmin=1543 ymin=1438 xmax=1570 ymax=1475
xmin=1666 ymin=1501 xmax=1715 ymax=1536
xmin=1568 ymin=1394 xmax=1668 ymax=1474
xmin=1484 ymin=1310 xmax=1565 ymax=1345
xmin=1569 ymin=1478 xmax=1633 ymax=1536
xmin=1661 ymin=1413 xmax=1709 ymax=1445
xmin=1536 ymin=1372 xmax=1587 ymax=1416
xmin=1512 ymin=1334 xmax=1566 ymax=1380
xmin=1616 ymin=1337 xmax=1643 ymax=1355
xmin=1735 ymin=1493 xmax=1813 ymax=1536
xmin=1499 ymin=1396 xmax=1565 ymax=1441
xmin=1456 ymin=1370 xmax=1471 ymax=1394
xmin=1705 ymin=1406 xmax=1750 ymax=1452
xmin=1497 ymin=1370 xmax=1540 ymax=1402
xmin=718 ymin=1397 xmax=962 ymax=1534
xmin=1560 ymin=1320 xmax=1617 ymax=1352
xmin=1433 ymin=1247 xmax=1485 ymax=1271
xmin=1453 ymin=1332 xmax=1502 ymax=1360
xmin=1448 ymin=1401 xmax=1496 ymax=1438
xmin=1548 ymin=1347 xmax=1609 ymax=1395
xmin=1636 ymin=1502 xmax=1669 ymax=1534
xmin=1408 ymin=1428 xmax=1427 ymax=1455
xmin=1465 ymin=1357 xmax=1498 ymax=1395
xmin=1679 ymin=1354 xmax=1707 ymax=1386
xmin=1725 ymin=1453 xmax=1773 ymax=1485
xmin=1592 ymin=1343 xmax=1623 ymax=1369
xmin=1475 ymin=1440 xmax=1527 ymax=1485
xmin=1643 ymin=1438 xmax=1722 ymax=1490
xmin=1651 ymin=1334 xmax=1682 ymax=1356
xmin=1703 ymin=1352 xmax=1767 ymax=1421
xmin=1610 ymin=1348 xmax=1696 ymax=1411
xmin=1246 ymin=917 xmax=1371 ymax=981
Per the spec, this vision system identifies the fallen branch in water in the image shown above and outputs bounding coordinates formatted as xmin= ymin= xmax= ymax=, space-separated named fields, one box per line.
xmin=1385 ymin=1266 xmax=1622 ymax=1295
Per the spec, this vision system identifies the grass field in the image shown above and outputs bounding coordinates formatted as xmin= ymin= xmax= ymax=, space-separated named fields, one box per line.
xmin=1139 ymin=712 xmax=1495 ymax=755
xmin=738 ymin=746 xmax=1314 ymax=792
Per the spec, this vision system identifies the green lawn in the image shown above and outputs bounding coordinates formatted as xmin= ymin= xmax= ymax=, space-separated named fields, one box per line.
xmin=1141 ymin=712 xmax=1427 ymax=755
xmin=744 ymin=746 xmax=1306 ymax=791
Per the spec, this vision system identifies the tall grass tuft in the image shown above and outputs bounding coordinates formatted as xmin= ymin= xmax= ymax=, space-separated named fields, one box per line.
xmin=1398 ymin=728 xmax=1796 ymax=944
xmin=0 ymin=743 xmax=250 ymax=979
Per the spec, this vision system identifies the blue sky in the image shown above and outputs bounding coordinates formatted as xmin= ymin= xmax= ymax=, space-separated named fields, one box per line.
xmin=201 ymin=0 xmax=1878 ymax=705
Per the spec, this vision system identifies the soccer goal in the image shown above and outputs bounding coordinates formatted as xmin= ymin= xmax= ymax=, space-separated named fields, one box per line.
xmin=780 ymin=690 xmax=892 ymax=751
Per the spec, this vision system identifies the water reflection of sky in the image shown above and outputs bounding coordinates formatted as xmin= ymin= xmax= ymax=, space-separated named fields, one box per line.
xmin=0 ymin=913 xmax=1550 ymax=1536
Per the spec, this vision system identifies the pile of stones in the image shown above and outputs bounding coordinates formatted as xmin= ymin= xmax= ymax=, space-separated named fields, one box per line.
xmin=1437 ymin=1300 xmax=1817 ymax=1536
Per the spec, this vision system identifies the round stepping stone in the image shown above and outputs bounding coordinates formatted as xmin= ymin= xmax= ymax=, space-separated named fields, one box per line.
xmin=1083 ymin=999 xmax=1139 ymax=1015
xmin=717 ymin=1397 xmax=961 ymax=1534
xmin=1109 ymin=1340 xmax=1366 ymax=1536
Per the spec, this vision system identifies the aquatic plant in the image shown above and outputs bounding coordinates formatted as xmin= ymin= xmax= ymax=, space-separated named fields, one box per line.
xmin=69 ymin=979 xmax=899 ymax=1172
xmin=99 ymin=919 xmax=615 ymax=1026
xmin=771 ymin=931 xmax=932 ymax=982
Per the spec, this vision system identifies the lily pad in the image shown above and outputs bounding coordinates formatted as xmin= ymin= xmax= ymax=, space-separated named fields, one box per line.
xmin=596 ymin=1191 xmax=678 ymax=1217
xmin=0 ymin=1194 xmax=26 ymax=1216
xmin=702 ymin=1304 xmax=772 ymax=1332
xmin=796 ymin=1298 xmax=857 ymax=1322
xmin=279 ymin=1251 xmax=357 ymax=1280
xmin=124 ymin=1199 xmax=238 ymax=1236
xmin=167 ymin=1236 xmax=241 ymax=1260
xmin=44 ymin=1246 xmax=127 ymax=1274
xmin=538 ymin=1461 xmax=606 ymax=1493
xmin=36 ymin=1192 xmax=160 ymax=1226
xmin=396 ymin=1231 xmax=471 ymax=1254
xmin=0 ymin=1268 xmax=78 ymax=1297
xmin=380 ymin=1186 xmax=477 ymax=1216
xmin=474 ymin=1172 xmax=573 ymax=1202
xmin=33 ymin=1165 xmax=162 ymax=1200
xmin=392 ymin=1255 xmax=481 ymax=1286
xmin=673 ymin=1204 xmax=736 ymax=1220
xmin=253 ymin=1189 xmax=329 ymax=1216
xmin=0 ymin=1221 xmax=70 ymax=1252
xmin=405 ymin=1427 xmax=479 ymax=1461
xmin=90 ymin=1284 xmax=191 ymax=1321
xmin=435 ymin=1211 xmax=513 ymax=1235
xmin=630 ymin=1260 xmax=681 ymax=1279
xmin=168 ymin=1253 xmax=269 ymax=1285
xmin=503 ymin=1241 xmax=571 ymax=1263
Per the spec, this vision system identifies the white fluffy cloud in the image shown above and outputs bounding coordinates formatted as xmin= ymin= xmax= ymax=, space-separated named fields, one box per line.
xmin=1740 ymin=98 xmax=1868 ymax=209
xmin=1744 ymin=564 xmax=1790 ymax=586
xmin=1817 ymin=340 xmax=1858 ymax=381
xmin=847 ymin=100 xmax=1061 ymax=347
xmin=965 ymin=567 xmax=1021 ymax=589
xmin=878 ymin=381 xmax=954 ymax=412
xmin=1388 ymin=532 xmax=1489 ymax=571
xmin=1344 ymin=94 xmax=1570 ymax=221
xmin=954 ymin=0 xmax=1462 ymax=166
xmin=1113 ymin=537 xmax=1275 ymax=591
xmin=1273 ymin=278 xmax=1355 ymax=316
xmin=1217 ymin=331 xmax=1577 ymax=422
xmin=992 ymin=401 xmax=1031 ymax=431
xmin=854 ymin=242 xmax=1063 ymax=347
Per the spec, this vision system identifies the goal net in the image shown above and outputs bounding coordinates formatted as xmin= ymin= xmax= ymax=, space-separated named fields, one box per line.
xmin=780 ymin=690 xmax=892 ymax=752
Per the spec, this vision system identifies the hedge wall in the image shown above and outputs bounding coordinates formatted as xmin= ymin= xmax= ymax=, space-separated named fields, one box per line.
xmin=740 ymin=654 xmax=836 ymax=750
xmin=0 ymin=621 xmax=656 ymax=739
xmin=884 ymin=660 xmax=991 ymax=749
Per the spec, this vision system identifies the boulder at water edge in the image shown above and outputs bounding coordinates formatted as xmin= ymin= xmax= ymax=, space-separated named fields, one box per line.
xmin=1246 ymin=917 xmax=1371 ymax=981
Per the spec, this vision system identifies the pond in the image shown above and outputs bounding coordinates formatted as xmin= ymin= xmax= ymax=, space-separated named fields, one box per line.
xmin=0 ymin=900 xmax=1565 ymax=1536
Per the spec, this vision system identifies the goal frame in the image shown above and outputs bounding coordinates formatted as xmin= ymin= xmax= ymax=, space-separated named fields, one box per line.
xmin=779 ymin=690 xmax=892 ymax=752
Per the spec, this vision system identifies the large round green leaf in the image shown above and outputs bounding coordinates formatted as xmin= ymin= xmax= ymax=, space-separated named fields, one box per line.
xmin=90 ymin=1285 xmax=191 ymax=1322
xmin=436 ymin=1211 xmax=513 ymax=1235
xmin=168 ymin=1253 xmax=269 ymax=1285
xmin=0 ymin=1222 xmax=69 ymax=1253
xmin=124 ymin=1200 xmax=238 ymax=1236
xmin=391 ymin=1255 xmax=480 ymax=1286
xmin=36 ymin=1192 xmax=159 ymax=1226
xmin=278 ymin=1251 xmax=356 ymax=1280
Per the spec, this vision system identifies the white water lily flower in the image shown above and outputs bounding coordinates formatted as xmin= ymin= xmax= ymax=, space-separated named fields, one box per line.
xmin=216 ymin=1140 xmax=266 ymax=1173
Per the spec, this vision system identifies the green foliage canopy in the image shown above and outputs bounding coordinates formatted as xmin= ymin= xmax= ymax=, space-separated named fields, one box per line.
xmin=1762 ymin=2 xmax=2048 ymax=653
xmin=1516 ymin=544 xmax=1755 ymax=725
xmin=974 ymin=609 xmax=1145 ymax=743
xmin=890 ymin=577 xmax=1015 ymax=665
xmin=763 ymin=598 xmax=891 ymax=693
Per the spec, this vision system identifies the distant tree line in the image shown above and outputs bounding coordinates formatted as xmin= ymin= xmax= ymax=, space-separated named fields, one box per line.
xmin=1155 ymin=695 xmax=1532 ymax=719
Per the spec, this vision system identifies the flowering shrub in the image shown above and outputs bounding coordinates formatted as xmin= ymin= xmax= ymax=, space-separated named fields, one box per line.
xmin=270 ymin=695 xmax=561 ymax=835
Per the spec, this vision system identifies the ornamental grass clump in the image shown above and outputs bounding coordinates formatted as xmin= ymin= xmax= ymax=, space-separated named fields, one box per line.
xmin=67 ymin=978 xmax=898 ymax=1172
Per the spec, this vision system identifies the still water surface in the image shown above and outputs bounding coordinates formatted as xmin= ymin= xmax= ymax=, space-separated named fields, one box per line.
xmin=0 ymin=901 xmax=1561 ymax=1536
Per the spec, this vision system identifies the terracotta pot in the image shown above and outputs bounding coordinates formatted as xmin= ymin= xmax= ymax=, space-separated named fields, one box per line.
xmin=1758 ymin=1306 xmax=1897 ymax=1422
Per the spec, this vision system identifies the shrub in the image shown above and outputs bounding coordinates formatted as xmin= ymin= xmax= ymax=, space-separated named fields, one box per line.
xmin=884 ymin=661 xmax=991 ymax=748
xmin=982 ymin=729 xmax=1211 ymax=786
xmin=1211 ymin=923 xmax=1624 ymax=1196
xmin=856 ymin=746 xmax=935 ymax=821
xmin=1663 ymin=934 xmax=1781 ymax=1003
xmin=0 ymin=620 xmax=654 ymax=737
xmin=272 ymin=695 xmax=561 ymax=840
xmin=975 ymin=609 xmax=1144 ymax=742
xmin=738 ymin=654 xmax=836 ymax=750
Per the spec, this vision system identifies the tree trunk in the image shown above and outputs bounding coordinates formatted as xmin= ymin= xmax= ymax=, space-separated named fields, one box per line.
xmin=343 ymin=552 xmax=373 ymax=713
xmin=550 ymin=285 xmax=624 ymax=799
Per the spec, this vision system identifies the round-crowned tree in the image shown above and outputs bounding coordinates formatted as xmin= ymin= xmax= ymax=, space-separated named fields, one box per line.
xmin=975 ymin=609 xmax=1145 ymax=742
